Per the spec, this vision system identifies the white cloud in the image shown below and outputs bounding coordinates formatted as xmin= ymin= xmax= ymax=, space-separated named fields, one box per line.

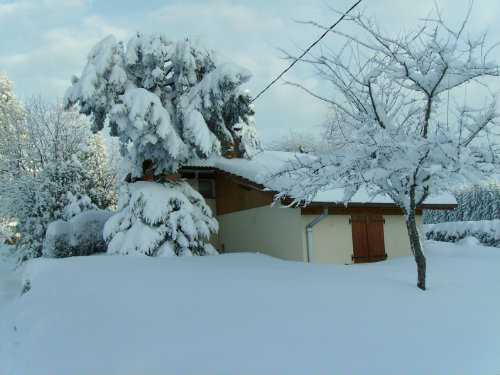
xmin=0 ymin=14 xmax=128 ymax=100
xmin=0 ymin=0 xmax=91 ymax=23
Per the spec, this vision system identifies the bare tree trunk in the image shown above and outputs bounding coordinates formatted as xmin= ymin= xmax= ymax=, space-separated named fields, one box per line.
xmin=405 ymin=209 xmax=426 ymax=290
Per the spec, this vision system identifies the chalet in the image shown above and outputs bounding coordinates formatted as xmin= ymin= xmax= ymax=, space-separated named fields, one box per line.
xmin=181 ymin=151 xmax=456 ymax=264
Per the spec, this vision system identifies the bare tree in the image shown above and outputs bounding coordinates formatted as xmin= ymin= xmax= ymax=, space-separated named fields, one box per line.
xmin=275 ymin=5 xmax=499 ymax=289
xmin=267 ymin=130 xmax=323 ymax=154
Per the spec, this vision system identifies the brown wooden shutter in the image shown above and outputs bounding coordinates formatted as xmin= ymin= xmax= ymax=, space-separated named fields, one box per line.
xmin=351 ymin=215 xmax=387 ymax=263
xmin=351 ymin=215 xmax=369 ymax=263
xmin=367 ymin=215 xmax=387 ymax=261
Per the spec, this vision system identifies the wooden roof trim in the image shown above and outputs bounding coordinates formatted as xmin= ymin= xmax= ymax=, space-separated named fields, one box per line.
xmin=418 ymin=204 xmax=457 ymax=210
xmin=306 ymin=201 xmax=457 ymax=210
xmin=301 ymin=206 xmax=424 ymax=216
xmin=179 ymin=166 xmax=216 ymax=171
xmin=217 ymin=170 xmax=276 ymax=195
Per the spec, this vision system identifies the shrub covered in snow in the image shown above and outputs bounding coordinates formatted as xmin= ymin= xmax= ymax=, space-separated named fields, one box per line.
xmin=43 ymin=210 xmax=115 ymax=258
xmin=425 ymin=220 xmax=500 ymax=247
xmin=0 ymin=219 xmax=16 ymax=245
xmin=103 ymin=181 xmax=218 ymax=257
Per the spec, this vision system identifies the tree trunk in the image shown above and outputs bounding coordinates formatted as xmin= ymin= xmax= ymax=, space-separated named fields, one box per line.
xmin=405 ymin=209 xmax=426 ymax=290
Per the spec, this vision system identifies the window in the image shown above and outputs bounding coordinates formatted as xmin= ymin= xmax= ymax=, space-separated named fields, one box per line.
xmin=198 ymin=179 xmax=215 ymax=198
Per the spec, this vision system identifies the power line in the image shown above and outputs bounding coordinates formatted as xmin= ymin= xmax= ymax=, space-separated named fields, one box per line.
xmin=251 ymin=0 xmax=363 ymax=103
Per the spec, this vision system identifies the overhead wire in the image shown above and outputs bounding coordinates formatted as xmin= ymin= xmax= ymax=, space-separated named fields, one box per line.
xmin=251 ymin=0 xmax=363 ymax=103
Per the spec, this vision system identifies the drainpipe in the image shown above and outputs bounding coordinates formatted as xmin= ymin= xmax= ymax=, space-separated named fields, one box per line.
xmin=189 ymin=170 xmax=199 ymax=186
xmin=306 ymin=208 xmax=328 ymax=263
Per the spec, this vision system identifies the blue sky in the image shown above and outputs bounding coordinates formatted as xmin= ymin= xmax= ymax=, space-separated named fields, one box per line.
xmin=1 ymin=0 xmax=499 ymax=142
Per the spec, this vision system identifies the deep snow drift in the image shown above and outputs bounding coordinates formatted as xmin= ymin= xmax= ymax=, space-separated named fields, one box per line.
xmin=0 ymin=241 xmax=498 ymax=374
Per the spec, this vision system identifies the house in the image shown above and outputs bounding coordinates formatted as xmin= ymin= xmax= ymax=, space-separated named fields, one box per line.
xmin=179 ymin=151 xmax=456 ymax=264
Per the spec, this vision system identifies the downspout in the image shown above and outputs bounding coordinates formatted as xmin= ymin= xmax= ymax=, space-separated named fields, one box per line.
xmin=306 ymin=208 xmax=328 ymax=263
xmin=189 ymin=170 xmax=199 ymax=186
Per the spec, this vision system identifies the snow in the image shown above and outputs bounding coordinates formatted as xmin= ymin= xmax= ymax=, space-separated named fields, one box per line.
xmin=182 ymin=108 xmax=221 ymax=156
xmin=215 ymin=150 xmax=293 ymax=185
xmin=456 ymin=236 xmax=481 ymax=246
xmin=0 ymin=246 xmax=22 ymax=304
xmin=187 ymin=150 xmax=457 ymax=205
xmin=104 ymin=181 xmax=218 ymax=257
xmin=0 ymin=241 xmax=498 ymax=374
xmin=46 ymin=210 xmax=114 ymax=237
xmin=425 ymin=219 xmax=500 ymax=247
xmin=43 ymin=210 xmax=114 ymax=258
xmin=426 ymin=219 xmax=500 ymax=239
xmin=110 ymin=87 xmax=188 ymax=178
xmin=66 ymin=32 xmax=260 ymax=178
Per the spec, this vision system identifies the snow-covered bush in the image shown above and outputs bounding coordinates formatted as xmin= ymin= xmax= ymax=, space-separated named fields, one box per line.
xmin=425 ymin=220 xmax=500 ymax=247
xmin=0 ymin=219 xmax=16 ymax=245
xmin=104 ymin=181 xmax=218 ymax=257
xmin=43 ymin=210 xmax=115 ymax=258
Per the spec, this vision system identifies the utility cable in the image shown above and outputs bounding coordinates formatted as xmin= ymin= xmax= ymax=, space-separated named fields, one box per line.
xmin=251 ymin=0 xmax=363 ymax=103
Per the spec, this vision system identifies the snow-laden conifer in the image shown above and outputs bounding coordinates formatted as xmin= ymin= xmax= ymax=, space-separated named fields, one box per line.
xmin=85 ymin=132 xmax=120 ymax=209
xmin=104 ymin=181 xmax=218 ymax=257
xmin=66 ymin=33 xmax=262 ymax=257
xmin=65 ymin=33 xmax=262 ymax=179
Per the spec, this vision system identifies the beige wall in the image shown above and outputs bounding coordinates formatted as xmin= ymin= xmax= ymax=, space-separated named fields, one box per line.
xmin=383 ymin=215 xmax=425 ymax=259
xmin=300 ymin=215 xmax=353 ymax=264
xmin=217 ymin=205 xmax=305 ymax=262
xmin=383 ymin=215 xmax=411 ymax=259
xmin=417 ymin=214 xmax=424 ymax=247
xmin=216 ymin=200 xmax=424 ymax=264
xmin=301 ymin=213 xmax=423 ymax=264
xmin=205 ymin=198 xmax=219 ymax=249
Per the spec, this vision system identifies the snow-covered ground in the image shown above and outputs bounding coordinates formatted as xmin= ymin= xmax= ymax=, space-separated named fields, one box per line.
xmin=0 ymin=241 xmax=498 ymax=374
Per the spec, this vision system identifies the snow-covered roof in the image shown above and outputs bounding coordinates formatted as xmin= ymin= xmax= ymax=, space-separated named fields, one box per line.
xmin=185 ymin=151 xmax=457 ymax=207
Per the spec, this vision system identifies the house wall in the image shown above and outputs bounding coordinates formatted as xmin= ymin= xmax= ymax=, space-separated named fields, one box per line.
xmin=300 ymin=213 xmax=424 ymax=264
xmin=205 ymin=198 xmax=219 ymax=250
xmin=217 ymin=205 xmax=305 ymax=262
xmin=383 ymin=215 xmax=425 ymax=259
xmin=215 ymin=171 xmax=274 ymax=215
xmin=300 ymin=215 xmax=353 ymax=264
xmin=383 ymin=215 xmax=410 ymax=259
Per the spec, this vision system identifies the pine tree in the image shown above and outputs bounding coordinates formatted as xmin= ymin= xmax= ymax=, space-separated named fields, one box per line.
xmin=84 ymin=131 xmax=119 ymax=209
xmin=65 ymin=32 xmax=263 ymax=257
xmin=104 ymin=180 xmax=218 ymax=257
xmin=65 ymin=33 xmax=263 ymax=179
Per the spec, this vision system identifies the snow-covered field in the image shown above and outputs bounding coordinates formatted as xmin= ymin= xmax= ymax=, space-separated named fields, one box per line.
xmin=0 ymin=241 xmax=498 ymax=375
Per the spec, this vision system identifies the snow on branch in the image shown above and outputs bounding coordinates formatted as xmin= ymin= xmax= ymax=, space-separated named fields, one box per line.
xmin=276 ymin=4 xmax=499 ymax=289
xmin=65 ymin=33 xmax=262 ymax=178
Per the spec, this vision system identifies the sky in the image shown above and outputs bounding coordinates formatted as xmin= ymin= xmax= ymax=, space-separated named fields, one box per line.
xmin=0 ymin=0 xmax=499 ymax=143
